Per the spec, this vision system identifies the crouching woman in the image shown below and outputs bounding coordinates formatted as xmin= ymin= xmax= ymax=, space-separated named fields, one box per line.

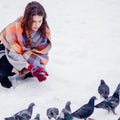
xmin=0 ymin=1 xmax=52 ymax=88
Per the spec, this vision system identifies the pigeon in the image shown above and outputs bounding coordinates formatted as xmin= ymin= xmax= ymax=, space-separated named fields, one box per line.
xmin=5 ymin=102 xmax=35 ymax=120
xmin=95 ymin=88 xmax=120 ymax=115
xmin=71 ymin=96 xmax=97 ymax=120
xmin=64 ymin=101 xmax=71 ymax=112
xmin=56 ymin=108 xmax=73 ymax=120
xmin=32 ymin=113 xmax=40 ymax=120
xmin=98 ymin=79 xmax=110 ymax=99
xmin=46 ymin=107 xmax=59 ymax=119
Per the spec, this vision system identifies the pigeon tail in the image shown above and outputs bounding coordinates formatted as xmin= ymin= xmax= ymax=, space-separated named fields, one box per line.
xmin=94 ymin=101 xmax=110 ymax=111
xmin=4 ymin=117 xmax=15 ymax=120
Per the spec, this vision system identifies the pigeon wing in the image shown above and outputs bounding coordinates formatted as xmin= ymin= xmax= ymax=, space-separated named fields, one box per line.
xmin=14 ymin=110 xmax=31 ymax=120
xmin=72 ymin=104 xmax=92 ymax=119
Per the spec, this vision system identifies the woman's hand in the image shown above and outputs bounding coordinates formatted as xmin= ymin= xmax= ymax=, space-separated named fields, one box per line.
xmin=28 ymin=64 xmax=48 ymax=82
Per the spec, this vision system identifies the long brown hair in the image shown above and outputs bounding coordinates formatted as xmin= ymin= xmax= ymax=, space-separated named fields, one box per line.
xmin=21 ymin=1 xmax=48 ymax=48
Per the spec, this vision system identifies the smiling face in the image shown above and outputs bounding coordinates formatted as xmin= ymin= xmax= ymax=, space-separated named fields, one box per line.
xmin=31 ymin=15 xmax=43 ymax=31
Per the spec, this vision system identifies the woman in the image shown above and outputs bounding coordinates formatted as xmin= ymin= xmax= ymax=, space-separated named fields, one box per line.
xmin=0 ymin=1 xmax=52 ymax=88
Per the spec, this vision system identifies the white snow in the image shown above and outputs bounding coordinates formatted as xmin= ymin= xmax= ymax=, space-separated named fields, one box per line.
xmin=0 ymin=0 xmax=120 ymax=119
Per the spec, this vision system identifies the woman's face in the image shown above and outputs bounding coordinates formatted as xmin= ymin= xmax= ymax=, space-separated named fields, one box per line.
xmin=32 ymin=15 xmax=43 ymax=31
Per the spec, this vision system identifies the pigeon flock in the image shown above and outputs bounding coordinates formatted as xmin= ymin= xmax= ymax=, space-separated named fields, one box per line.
xmin=4 ymin=80 xmax=120 ymax=120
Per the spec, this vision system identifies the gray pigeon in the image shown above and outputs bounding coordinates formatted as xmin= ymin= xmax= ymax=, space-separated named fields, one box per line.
xmin=5 ymin=102 xmax=35 ymax=120
xmin=98 ymin=79 xmax=110 ymax=99
xmin=46 ymin=107 xmax=59 ymax=119
xmin=95 ymin=88 xmax=120 ymax=115
xmin=71 ymin=96 xmax=97 ymax=120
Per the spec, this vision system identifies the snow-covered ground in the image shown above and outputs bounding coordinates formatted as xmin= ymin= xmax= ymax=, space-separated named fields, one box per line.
xmin=0 ymin=0 xmax=120 ymax=119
